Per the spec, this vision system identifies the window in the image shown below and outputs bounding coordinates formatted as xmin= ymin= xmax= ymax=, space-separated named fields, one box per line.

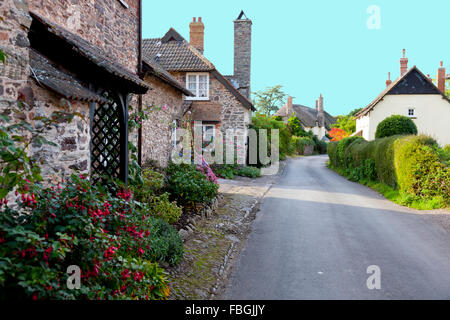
xmin=171 ymin=120 xmax=177 ymax=148
xmin=202 ymin=125 xmax=215 ymax=150
xmin=186 ymin=73 xmax=209 ymax=100
xmin=408 ymin=108 xmax=415 ymax=117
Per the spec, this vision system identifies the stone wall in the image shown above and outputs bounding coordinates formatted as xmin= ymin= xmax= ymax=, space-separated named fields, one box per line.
xmin=140 ymin=74 xmax=184 ymax=168
xmin=28 ymin=0 xmax=140 ymax=73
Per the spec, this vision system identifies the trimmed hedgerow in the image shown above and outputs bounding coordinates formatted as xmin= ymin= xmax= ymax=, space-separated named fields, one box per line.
xmin=375 ymin=115 xmax=418 ymax=139
xmin=328 ymin=134 xmax=449 ymax=208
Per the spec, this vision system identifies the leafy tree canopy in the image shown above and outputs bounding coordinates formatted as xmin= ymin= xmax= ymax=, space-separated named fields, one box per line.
xmin=252 ymin=85 xmax=287 ymax=116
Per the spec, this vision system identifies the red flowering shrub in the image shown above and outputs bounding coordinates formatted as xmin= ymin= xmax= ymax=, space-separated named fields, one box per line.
xmin=329 ymin=127 xmax=350 ymax=142
xmin=0 ymin=174 xmax=174 ymax=300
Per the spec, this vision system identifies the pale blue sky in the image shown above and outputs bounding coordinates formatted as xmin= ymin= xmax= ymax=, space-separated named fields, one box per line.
xmin=142 ymin=0 xmax=449 ymax=116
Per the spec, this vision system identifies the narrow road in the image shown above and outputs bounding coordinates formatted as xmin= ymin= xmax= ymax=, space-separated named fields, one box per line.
xmin=225 ymin=155 xmax=450 ymax=299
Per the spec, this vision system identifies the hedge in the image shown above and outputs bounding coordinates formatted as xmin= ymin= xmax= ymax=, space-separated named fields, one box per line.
xmin=375 ymin=115 xmax=418 ymax=139
xmin=328 ymin=135 xmax=449 ymax=205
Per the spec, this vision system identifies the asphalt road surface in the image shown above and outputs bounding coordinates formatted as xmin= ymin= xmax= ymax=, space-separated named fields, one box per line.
xmin=225 ymin=155 xmax=450 ymax=299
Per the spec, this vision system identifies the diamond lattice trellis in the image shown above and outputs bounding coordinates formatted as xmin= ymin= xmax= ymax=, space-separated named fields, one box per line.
xmin=91 ymin=100 xmax=122 ymax=182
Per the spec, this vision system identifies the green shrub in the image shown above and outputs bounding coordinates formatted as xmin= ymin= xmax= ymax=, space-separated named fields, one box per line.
xmin=236 ymin=166 xmax=261 ymax=178
xmin=375 ymin=115 xmax=418 ymax=139
xmin=147 ymin=193 xmax=182 ymax=224
xmin=394 ymin=135 xmax=449 ymax=200
xmin=148 ymin=218 xmax=184 ymax=266
xmin=0 ymin=175 xmax=172 ymax=300
xmin=165 ymin=163 xmax=218 ymax=205
xmin=327 ymin=141 xmax=338 ymax=167
xmin=211 ymin=164 xmax=237 ymax=179
xmin=293 ymin=136 xmax=315 ymax=155
xmin=133 ymin=168 xmax=165 ymax=201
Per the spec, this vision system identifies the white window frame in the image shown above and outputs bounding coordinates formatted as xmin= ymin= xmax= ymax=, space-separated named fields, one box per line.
xmin=202 ymin=124 xmax=215 ymax=147
xmin=407 ymin=108 xmax=415 ymax=117
xmin=186 ymin=73 xmax=209 ymax=100
xmin=171 ymin=120 xmax=177 ymax=148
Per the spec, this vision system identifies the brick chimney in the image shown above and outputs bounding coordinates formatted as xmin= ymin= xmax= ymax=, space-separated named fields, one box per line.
xmin=437 ymin=61 xmax=446 ymax=94
xmin=400 ymin=49 xmax=408 ymax=76
xmin=234 ymin=11 xmax=252 ymax=100
xmin=190 ymin=17 xmax=204 ymax=54
xmin=386 ymin=72 xmax=392 ymax=87
xmin=286 ymin=96 xmax=293 ymax=117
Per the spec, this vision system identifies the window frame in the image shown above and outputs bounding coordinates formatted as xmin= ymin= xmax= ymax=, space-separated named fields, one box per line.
xmin=407 ymin=108 xmax=415 ymax=117
xmin=185 ymin=73 xmax=210 ymax=100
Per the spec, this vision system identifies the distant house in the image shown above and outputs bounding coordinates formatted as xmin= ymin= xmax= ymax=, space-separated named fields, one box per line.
xmin=355 ymin=50 xmax=450 ymax=146
xmin=274 ymin=95 xmax=336 ymax=140
xmin=142 ymin=12 xmax=255 ymax=164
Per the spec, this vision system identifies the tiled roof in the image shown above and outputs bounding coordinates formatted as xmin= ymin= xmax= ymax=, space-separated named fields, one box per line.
xmin=143 ymin=29 xmax=214 ymax=72
xmin=275 ymin=104 xmax=336 ymax=130
xmin=190 ymin=102 xmax=222 ymax=121
xmin=142 ymin=55 xmax=194 ymax=96
xmin=30 ymin=50 xmax=109 ymax=104
xmin=143 ymin=28 xmax=254 ymax=111
xmin=30 ymin=12 xmax=149 ymax=94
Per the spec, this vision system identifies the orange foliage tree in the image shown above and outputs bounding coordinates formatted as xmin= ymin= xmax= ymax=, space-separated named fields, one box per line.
xmin=329 ymin=127 xmax=350 ymax=141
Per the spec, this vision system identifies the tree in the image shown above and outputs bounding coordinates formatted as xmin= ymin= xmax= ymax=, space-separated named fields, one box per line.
xmin=252 ymin=85 xmax=287 ymax=115
xmin=288 ymin=113 xmax=307 ymax=137
xmin=332 ymin=107 xmax=362 ymax=134
xmin=328 ymin=127 xmax=350 ymax=141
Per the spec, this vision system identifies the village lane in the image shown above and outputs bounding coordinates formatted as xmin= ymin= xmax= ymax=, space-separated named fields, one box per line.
xmin=225 ymin=155 xmax=450 ymax=299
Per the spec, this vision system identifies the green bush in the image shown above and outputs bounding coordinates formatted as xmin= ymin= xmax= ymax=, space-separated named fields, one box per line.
xmin=147 ymin=193 xmax=182 ymax=224
xmin=211 ymin=164 xmax=236 ymax=179
xmin=328 ymin=134 xmax=449 ymax=207
xmin=165 ymin=163 xmax=219 ymax=205
xmin=0 ymin=175 xmax=172 ymax=300
xmin=375 ymin=115 xmax=418 ymax=139
xmin=292 ymin=136 xmax=315 ymax=155
xmin=236 ymin=166 xmax=261 ymax=178
xmin=148 ymin=218 xmax=184 ymax=266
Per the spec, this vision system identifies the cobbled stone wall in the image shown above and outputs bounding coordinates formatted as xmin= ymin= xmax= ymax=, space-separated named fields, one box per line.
xmin=29 ymin=0 xmax=140 ymax=73
xmin=139 ymin=74 xmax=184 ymax=168
xmin=1 ymin=0 xmax=140 ymax=184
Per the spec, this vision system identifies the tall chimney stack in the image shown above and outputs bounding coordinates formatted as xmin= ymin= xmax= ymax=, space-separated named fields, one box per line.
xmin=317 ymin=94 xmax=325 ymax=127
xmin=400 ymin=49 xmax=408 ymax=76
xmin=234 ymin=11 xmax=252 ymax=100
xmin=286 ymin=96 xmax=293 ymax=117
xmin=437 ymin=61 xmax=446 ymax=94
xmin=386 ymin=72 xmax=392 ymax=87
xmin=190 ymin=17 xmax=204 ymax=54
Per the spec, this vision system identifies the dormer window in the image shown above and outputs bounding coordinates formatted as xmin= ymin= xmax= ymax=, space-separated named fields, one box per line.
xmin=186 ymin=73 xmax=209 ymax=100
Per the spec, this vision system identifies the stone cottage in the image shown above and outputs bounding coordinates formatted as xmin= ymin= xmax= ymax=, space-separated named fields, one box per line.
xmin=0 ymin=0 xmax=148 ymax=184
xmin=274 ymin=95 xmax=336 ymax=140
xmin=137 ymin=55 xmax=194 ymax=167
xmin=142 ymin=12 xmax=255 ymax=165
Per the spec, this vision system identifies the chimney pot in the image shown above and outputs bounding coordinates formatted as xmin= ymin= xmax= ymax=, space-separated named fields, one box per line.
xmin=386 ymin=72 xmax=392 ymax=87
xmin=190 ymin=17 xmax=205 ymax=54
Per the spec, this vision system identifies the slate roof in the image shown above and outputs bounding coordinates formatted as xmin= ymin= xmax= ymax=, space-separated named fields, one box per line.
xmin=30 ymin=50 xmax=109 ymax=104
xmin=355 ymin=66 xmax=450 ymax=119
xmin=274 ymin=104 xmax=336 ymax=130
xmin=30 ymin=12 xmax=149 ymax=94
xmin=142 ymin=55 xmax=194 ymax=96
xmin=143 ymin=29 xmax=214 ymax=72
